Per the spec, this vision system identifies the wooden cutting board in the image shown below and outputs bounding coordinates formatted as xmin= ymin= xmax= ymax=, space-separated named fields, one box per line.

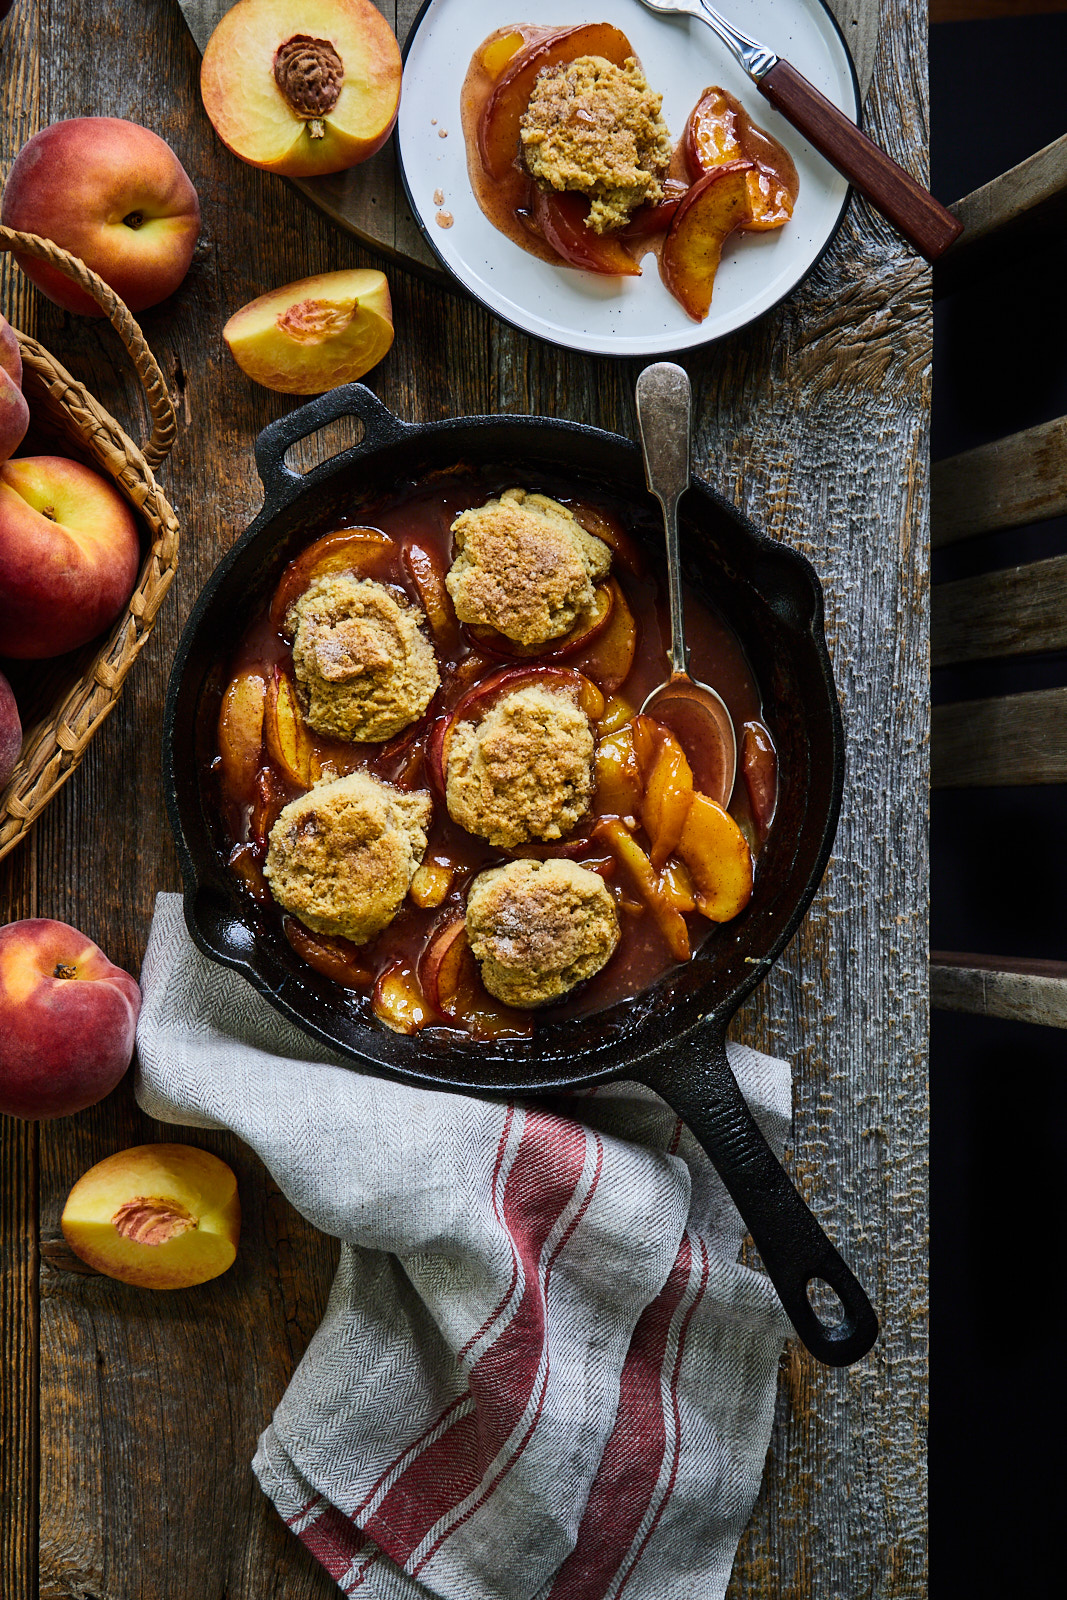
xmin=179 ymin=0 xmax=879 ymax=278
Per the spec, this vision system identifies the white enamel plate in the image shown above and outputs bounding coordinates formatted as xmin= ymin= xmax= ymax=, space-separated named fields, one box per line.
xmin=398 ymin=0 xmax=859 ymax=355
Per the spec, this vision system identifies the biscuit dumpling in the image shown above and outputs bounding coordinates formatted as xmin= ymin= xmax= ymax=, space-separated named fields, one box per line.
xmin=446 ymin=488 xmax=611 ymax=648
xmin=264 ymin=771 xmax=432 ymax=945
xmin=520 ymin=55 xmax=671 ymax=234
xmin=288 ymin=573 xmax=439 ymax=743
xmin=465 ymin=857 xmax=619 ymax=1008
xmin=446 ymin=683 xmax=594 ymax=848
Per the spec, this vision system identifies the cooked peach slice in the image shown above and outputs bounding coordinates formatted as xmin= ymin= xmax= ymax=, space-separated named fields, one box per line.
xmin=224 ymin=268 xmax=393 ymax=395
xmin=402 ymin=541 xmax=460 ymax=651
xmin=264 ymin=666 xmax=319 ymax=787
xmin=685 ymin=87 xmax=797 ymax=231
xmin=419 ymin=915 xmax=531 ymax=1039
xmin=532 ymin=188 xmax=642 ymax=277
xmin=478 ymin=22 xmax=632 ymax=180
xmin=593 ymin=818 xmax=690 ymax=962
xmin=409 ymin=858 xmax=454 ymax=909
xmin=571 ymin=580 xmax=636 ymax=693
xmin=284 ymin=918 xmax=372 ymax=988
xmin=61 ymin=1144 xmax=240 ymax=1290
xmin=741 ymin=720 xmax=778 ymax=841
xmin=217 ymin=669 xmax=267 ymax=796
xmin=661 ymin=161 xmax=754 ymax=322
xmin=595 ymin=724 xmax=642 ymax=817
xmin=270 ymin=527 xmax=392 ymax=629
xmin=372 ymin=960 xmax=428 ymax=1034
xmin=641 ymin=728 xmax=695 ymax=871
xmin=201 ymin=0 xmax=402 ymax=177
xmin=677 ymin=793 xmax=754 ymax=922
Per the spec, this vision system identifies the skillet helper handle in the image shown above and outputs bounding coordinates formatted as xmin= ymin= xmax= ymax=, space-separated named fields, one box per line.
xmin=648 ymin=1028 xmax=879 ymax=1366
xmin=254 ymin=382 xmax=408 ymax=503
xmin=757 ymin=60 xmax=962 ymax=263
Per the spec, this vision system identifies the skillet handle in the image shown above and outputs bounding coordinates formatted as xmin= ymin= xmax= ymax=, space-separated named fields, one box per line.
xmin=645 ymin=1026 xmax=879 ymax=1367
xmin=254 ymin=383 xmax=409 ymax=505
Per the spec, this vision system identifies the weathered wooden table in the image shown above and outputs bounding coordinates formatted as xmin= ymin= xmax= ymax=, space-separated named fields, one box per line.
xmin=0 ymin=0 xmax=927 ymax=1594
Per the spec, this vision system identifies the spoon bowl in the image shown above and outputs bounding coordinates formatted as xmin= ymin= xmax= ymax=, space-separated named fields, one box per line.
xmin=635 ymin=362 xmax=738 ymax=807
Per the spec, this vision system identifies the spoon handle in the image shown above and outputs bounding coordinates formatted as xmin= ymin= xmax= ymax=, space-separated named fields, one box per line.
xmin=636 ymin=362 xmax=691 ymax=681
xmin=757 ymin=60 xmax=961 ymax=262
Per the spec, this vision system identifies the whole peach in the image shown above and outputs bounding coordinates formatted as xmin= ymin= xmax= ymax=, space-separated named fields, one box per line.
xmin=0 ymin=920 xmax=141 ymax=1120
xmin=0 ymin=366 xmax=29 ymax=466
xmin=1 ymin=118 xmax=201 ymax=316
xmin=0 ymin=668 xmax=21 ymax=787
xmin=0 ymin=455 xmax=141 ymax=658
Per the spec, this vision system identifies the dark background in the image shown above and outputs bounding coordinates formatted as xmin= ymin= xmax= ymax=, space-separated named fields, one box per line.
xmin=929 ymin=8 xmax=1067 ymax=1591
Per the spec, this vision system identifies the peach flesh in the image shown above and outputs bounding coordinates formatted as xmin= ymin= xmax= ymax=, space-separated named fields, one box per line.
xmin=0 ymin=919 xmax=141 ymax=1120
xmin=61 ymin=1144 xmax=241 ymax=1289
xmin=0 ymin=118 xmax=200 ymax=317
xmin=201 ymin=0 xmax=402 ymax=177
xmin=223 ymin=268 xmax=393 ymax=394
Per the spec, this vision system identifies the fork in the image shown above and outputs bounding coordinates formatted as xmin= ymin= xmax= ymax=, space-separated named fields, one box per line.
xmin=634 ymin=0 xmax=961 ymax=261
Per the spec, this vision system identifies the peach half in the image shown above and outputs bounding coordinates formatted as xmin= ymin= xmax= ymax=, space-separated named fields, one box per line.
xmin=61 ymin=1144 xmax=241 ymax=1290
xmin=223 ymin=268 xmax=393 ymax=393
xmin=201 ymin=0 xmax=403 ymax=177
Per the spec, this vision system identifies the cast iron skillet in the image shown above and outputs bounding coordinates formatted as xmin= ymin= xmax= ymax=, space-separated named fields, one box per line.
xmin=164 ymin=383 xmax=879 ymax=1367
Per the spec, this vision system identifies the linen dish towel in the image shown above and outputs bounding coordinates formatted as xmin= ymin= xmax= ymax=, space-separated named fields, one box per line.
xmin=136 ymin=893 xmax=794 ymax=1600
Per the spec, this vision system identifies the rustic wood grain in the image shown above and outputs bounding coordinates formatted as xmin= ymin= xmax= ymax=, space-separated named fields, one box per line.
xmin=931 ymin=415 xmax=1067 ymax=547
xmin=932 ymin=551 xmax=1067 ymax=665
xmin=932 ymin=686 xmax=1067 ymax=786
xmin=178 ymin=0 xmax=885 ymax=273
xmin=1 ymin=0 xmax=927 ymax=1596
xmin=930 ymin=951 xmax=1067 ymax=1026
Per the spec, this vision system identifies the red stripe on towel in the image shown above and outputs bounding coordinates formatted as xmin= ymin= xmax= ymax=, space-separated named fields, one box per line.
xmin=545 ymin=1231 xmax=708 ymax=1600
xmin=361 ymin=1111 xmax=593 ymax=1564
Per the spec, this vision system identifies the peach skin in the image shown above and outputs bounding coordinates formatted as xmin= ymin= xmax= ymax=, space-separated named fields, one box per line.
xmin=0 ymin=919 xmax=141 ymax=1120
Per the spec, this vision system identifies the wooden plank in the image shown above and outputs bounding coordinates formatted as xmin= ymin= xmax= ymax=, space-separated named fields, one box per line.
xmin=930 ymin=952 xmax=1067 ymax=1026
xmin=935 ymin=131 xmax=1067 ymax=295
xmin=932 ymin=686 xmax=1067 ymax=786
xmin=931 ymin=416 xmax=1067 ymax=546
xmin=177 ymin=0 xmax=884 ymax=275
xmin=932 ymin=551 xmax=1067 ymax=665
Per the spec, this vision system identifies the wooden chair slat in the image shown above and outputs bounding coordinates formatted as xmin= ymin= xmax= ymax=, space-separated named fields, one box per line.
xmin=932 ymin=551 xmax=1067 ymax=664
xmin=932 ymin=685 xmax=1067 ymax=785
xmin=931 ymin=415 xmax=1067 ymax=546
xmin=934 ymin=130 xmax=1067 ymax=295
xmin=930 ymin=950 xmax=1067 ymax=1026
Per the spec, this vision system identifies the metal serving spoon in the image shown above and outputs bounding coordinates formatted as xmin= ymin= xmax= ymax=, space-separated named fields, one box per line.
xmin=634 ymin=0 xmax=961 ymax=262
xmin=635 ymin=362 xmax=737 ymax=809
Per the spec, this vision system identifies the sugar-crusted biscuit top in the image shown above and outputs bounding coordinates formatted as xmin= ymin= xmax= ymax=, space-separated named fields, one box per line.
xmin=520 ymin=55 xmax=671 ymax=234
xmin=446 ymin=488 xmax=611 ymax=647
xmin=465 ymin=857 xmax=619 ymax=1007
xmin=288 ymin=573 xmax=439 ymax=743
xmin=264 ymin=771 xmax=431 ymax=945
xmin=446 ymin=683 xmax=594 ymax=848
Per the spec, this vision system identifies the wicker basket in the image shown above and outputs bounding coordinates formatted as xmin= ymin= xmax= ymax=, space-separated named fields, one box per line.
xmin=0 ymin=227 xmax=180 ymax=864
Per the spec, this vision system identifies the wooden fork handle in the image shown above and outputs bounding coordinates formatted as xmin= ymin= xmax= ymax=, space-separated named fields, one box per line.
xmin=758 ymin=59 xmax=962 ymax=262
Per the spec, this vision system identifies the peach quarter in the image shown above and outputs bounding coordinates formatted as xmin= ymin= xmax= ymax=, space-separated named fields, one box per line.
xmin=61 ymin=1144 xmax=241 ymax=1289
xmin=0 ymin=919 xmax=141 ymax=1120
xmin=224 ymin=268 xmax=393 ymax=393
xmin=201 ymin=0 xmax=403 ymax=178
